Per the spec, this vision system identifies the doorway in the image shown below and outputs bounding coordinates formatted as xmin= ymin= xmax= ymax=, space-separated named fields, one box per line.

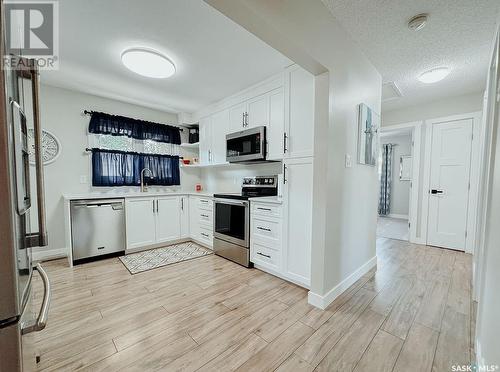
xmin=377 ymin=129 xmax=413 ymax=241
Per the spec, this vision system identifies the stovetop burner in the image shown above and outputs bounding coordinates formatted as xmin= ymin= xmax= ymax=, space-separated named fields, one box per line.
xmin=213 ymin=176 xmax=278 ymax=200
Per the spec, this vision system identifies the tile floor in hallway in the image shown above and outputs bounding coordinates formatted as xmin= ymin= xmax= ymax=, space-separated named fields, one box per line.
xmin=32 ymin=237 xmax=473 ymax=371
xmin=377 ymin=217 xmax=409 ymax=241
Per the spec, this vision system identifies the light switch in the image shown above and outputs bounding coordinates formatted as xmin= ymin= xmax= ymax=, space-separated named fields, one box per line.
xmin=80 ymin=175 xmax=88 ymax=184
xmin=345 ymin=154 xmax=352 ymax=168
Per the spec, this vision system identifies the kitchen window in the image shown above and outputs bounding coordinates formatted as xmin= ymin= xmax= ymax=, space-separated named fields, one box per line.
xmin=87 ymin=112 xmax=181 ymax=187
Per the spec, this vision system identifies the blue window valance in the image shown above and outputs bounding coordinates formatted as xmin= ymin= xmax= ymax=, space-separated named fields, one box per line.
xmin=91 ymin=149 xmax=180 ymax=187
xmin=89 ymin=111 xmax=181 ymax=145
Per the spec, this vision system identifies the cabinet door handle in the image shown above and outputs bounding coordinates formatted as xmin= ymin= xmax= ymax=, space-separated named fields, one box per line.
xmin=152 ymin=200 xmax=155 ymax=213
xmin=283 ymin=132 xmax=288 ymax=153
xmin=245 ymin=112 xmax=249 ymax=127
xmin=181 ymin=198 xmax=184 ymax=211
xmin=257 ymin=207 xmax=272 ymax=211
xmin=283 ymin=164 xmax=287 ymax=184
xmin=257 ymin=226 xmax=271 ymax=232
xmin=156 ymin=200 xmax=159 ymax=212
xmin=242 ymin=112 xmax=245 ymax=127
xmin=257 ymin=252 xmax=271 ymax=259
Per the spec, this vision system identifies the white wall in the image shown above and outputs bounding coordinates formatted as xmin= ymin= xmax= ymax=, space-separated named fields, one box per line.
xmin=380 ymin=134 xmax=411 ymax=218
xmin=199 ymin=163 xmax=283 ymax=193
xmin=475 ymin=23 xmax=500 ymax=367
xmin=382 ymin=92 xmax=484 ymax=127
xmin=205 ymin=0 xmax=382 ymax=304
xmin=34 ymin=85 xmax=200 ymax=254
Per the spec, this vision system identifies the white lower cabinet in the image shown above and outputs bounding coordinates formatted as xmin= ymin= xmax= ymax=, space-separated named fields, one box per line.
xmin=125 ymin=195 xmax=187 ymax=251
xmin=250 ymin=157 xmax=313 ymax=288
xmin=188 ymin=195 xmax=214 ymax=249
xmin=155 ymin=196 xmax=181 ymax=244
xmin=125 ymin=198 xmax=157 ymax=250
xmin=180 ymin=196 xmax=189 ymax=239
xmin=282 ymin=158 xmax=313 ymax=286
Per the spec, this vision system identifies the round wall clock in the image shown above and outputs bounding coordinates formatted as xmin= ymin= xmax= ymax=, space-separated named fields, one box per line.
xmin=27 ymin=129 xmax=61 ymax=165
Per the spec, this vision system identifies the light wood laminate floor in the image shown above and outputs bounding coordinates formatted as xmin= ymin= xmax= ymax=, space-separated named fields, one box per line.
xmin=33 ymin=238 xmax=474 ymax=371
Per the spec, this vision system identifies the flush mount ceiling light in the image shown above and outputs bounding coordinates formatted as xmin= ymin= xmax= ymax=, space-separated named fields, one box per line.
xmin=408 ymin=13 xmax=429 ymax=31
xmin=418 ymin=67 xmax=450 ymax=84
xmin=121 ymin=48 xmax=176 ymax=79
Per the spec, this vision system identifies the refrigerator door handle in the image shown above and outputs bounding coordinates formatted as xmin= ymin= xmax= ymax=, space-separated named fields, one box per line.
xmin=27 ymin=62 xmax=48 ymax=248
xmin=22 ymin=264 xmax=51 ymax=335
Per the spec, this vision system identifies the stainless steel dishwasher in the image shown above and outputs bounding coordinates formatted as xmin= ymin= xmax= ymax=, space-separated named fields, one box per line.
xmin=70 ymin=199 xmax=125 ymax=261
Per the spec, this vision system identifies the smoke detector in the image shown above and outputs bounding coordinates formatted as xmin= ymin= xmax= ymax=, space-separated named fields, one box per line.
xmin=408 ymin=14 xmax=429 ymax=31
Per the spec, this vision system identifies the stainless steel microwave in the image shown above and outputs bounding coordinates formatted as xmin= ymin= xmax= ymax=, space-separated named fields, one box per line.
xmin=226 ymin=126 xmax=266 ymax=163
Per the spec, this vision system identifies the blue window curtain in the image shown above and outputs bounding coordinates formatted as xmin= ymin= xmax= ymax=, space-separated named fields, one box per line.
xmin=92 ymin=149 xmax=180 ymax=187
xmin=378 ymin=144 xmax=393 ymax=216
xmin=89 ymin=112 xmax=181 ymax=145
xmin=89 ymin=111 xmax=181 ymax=187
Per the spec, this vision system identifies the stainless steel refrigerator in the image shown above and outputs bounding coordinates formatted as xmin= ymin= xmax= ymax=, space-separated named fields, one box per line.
xmin=0 ymin=31 xmax=51 ymax=372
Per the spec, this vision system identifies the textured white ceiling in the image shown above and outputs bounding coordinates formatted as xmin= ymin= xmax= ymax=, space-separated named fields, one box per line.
xmin=322 ymin=0 xmax=500 ymax=112
xmin=41 ymin=0 xmax=291 ymax=114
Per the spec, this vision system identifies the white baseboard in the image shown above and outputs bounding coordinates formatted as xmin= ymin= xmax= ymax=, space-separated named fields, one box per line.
xmin=307 ymin=255 xmax=377 ymax=310
xmin=387 ymin=213 xmax=409 ymax=220
xmin=32 ymin=247 xmax=68 ymax=262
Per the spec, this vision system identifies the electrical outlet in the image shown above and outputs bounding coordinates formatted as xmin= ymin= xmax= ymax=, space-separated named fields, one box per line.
xmin=345 ymin=154 xmax=352 ymax=168
xmin=80 ymin=175 xmax=88 ymax=184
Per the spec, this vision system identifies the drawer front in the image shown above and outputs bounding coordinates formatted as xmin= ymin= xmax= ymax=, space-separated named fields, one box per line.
xmin=251 ymin=242 xmax=280 ymax=270
xmin=251 ymin=216 xmax=281 ymax=250
xmin=198 ymin=227 xmax=213 ymax=247
xmin=251 ymin=203 xmax=282 ymax=218
xmin=198 ymin=209 xmax=213 ymax=227
xmin=197 ymin=198 xmax=213 ymax=211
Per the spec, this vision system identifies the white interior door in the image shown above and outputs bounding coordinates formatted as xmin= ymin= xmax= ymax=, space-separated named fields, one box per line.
xmin=427 ymin=119 xmax=473 ymax=250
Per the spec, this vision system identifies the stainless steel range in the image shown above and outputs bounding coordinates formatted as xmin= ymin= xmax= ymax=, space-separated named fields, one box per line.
xmin=213 ymin=176 xmax=278 ymax=267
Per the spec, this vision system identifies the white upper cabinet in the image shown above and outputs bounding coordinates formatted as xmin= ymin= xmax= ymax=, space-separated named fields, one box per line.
xmin=155 ymin=196 xmax=181 ymax=244
xmin=267 ymin=88 xmax=285 ymax=161
xmin=246 ymin=93 xmax=269 ymax=129
xmin=284 ymin=66 xmax=315 ymax=159
xmin=199 ymin=116 xmax=212 ymax=165
xmin=210 ymin=109 xmax=230 ymax=164
xmin=229 ymin=103 xmax=246 ymax=133
xmin=196 ymin=65 xmax=314 ymax=164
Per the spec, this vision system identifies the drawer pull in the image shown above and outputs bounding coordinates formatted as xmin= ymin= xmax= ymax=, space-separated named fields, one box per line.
xmin=257 ymin=226 xmax=272 ymax=232
xmin=257 ymin=207 xmax=272 ymax=211
xmin=201 ymin=233 xmax=209 ymax=238
xmin=200 ymin=200 xmax=209 ymax=203
xmin=257 ymin=252 xmax=271 ymax=259
xmin=201 ymin=214 xmax=209 ymax=218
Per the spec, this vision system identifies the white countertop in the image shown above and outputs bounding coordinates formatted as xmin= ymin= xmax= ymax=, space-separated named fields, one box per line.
xmin=248 ymin=196 xmax=283 ymax=204
xmin=63 ymin=191 xmax=215 ymax=200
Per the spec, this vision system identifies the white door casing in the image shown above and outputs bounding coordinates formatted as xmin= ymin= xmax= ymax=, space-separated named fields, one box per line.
xmin=427 ymin=119 xmax=473 ymax=250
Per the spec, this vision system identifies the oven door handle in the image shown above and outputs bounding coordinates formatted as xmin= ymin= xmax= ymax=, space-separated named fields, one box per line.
xmin=214 ymin=199 xmax=249 ymax=207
